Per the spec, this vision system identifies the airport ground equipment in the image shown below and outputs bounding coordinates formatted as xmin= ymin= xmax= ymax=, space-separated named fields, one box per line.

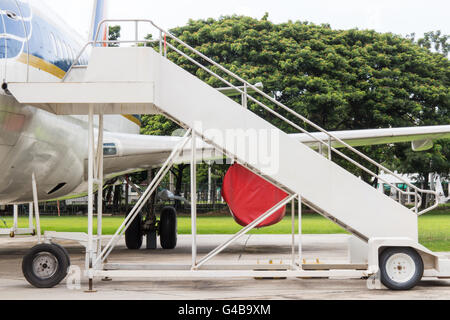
xmin=9 ymin=20 xmax=450 ymax=290
xmin=0 ymin=203 xmax=36 ymax=237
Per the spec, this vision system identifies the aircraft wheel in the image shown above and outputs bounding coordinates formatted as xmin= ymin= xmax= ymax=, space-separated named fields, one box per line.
xmin=379 ymin=247 xmax=423 ymax=290
xmin=125 ymin=212 xmax=143 ymax=250
xmin=159 ymin=206 xmax=177 ymax=249
xmin=22 ymin=243 xmax=69 ymax=288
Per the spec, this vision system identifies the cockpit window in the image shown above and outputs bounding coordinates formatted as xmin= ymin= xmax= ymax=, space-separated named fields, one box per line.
xmin=0 ymin=0 xmax=29 ymax=59
xmin=103 ymin=143 xmax=117 ymax=156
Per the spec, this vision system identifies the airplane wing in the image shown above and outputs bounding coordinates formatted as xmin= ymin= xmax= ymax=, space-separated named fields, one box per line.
xmin=100 ymin=125 xmax=450 ymax=178
xmin=292 ymin=125 xmax=450 ymax=151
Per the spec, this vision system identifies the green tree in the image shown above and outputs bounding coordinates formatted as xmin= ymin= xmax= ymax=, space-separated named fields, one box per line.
xmin=142 ymin=16 xmax=450 ymax=185
xmin=408 ymin=31 xmax=449 ymax=57
xmin=108 ymin=25 xmax=121 ymax=47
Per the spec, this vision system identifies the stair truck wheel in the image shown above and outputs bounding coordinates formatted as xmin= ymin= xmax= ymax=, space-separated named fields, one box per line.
xmin=379 ymin=247 xmax=424 ymax=290
xmin=159 ymin=206 xmax=177 ymax=249
xmin=52 ymin=242 xmax=71 ymax=266
xmin=22 ymin=243 xmax=69 ymax=288
xmin=125 ymin=212 xmax=143 ymax=250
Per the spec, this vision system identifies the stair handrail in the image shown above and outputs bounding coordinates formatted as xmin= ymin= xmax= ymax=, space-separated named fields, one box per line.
xmin=70 ymin=19 xmax=438 ymax=216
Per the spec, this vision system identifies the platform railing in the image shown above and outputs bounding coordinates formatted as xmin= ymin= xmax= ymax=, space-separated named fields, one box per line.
xmin=65 ymin=19 xmax=438 ymax=216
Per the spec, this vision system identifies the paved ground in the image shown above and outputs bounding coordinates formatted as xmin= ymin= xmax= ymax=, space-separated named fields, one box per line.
xmin=0 ymin=234 xmax=449 ymax=300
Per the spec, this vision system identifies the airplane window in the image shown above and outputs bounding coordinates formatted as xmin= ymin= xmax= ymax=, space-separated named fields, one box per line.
xmin=49 ymin=33 xmax=58 ymax=57
xmin=5 ymin=11 xmax=18 ymax=20
xmin=103 ymin=143 xmax=117 ymax=156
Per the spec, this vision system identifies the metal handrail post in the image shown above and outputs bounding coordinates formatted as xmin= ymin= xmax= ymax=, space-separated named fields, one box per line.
xmin=328 ymin=137 xmax=332 ymax=160
xmin=159 ymin=30 xmax=162 ymax=55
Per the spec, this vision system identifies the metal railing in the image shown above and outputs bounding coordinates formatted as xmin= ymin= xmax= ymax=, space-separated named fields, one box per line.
xmin=64 ymin=19 xmax=438 ymax=216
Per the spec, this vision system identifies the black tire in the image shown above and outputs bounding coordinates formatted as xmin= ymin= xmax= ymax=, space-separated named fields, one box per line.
xmin=22 ymin=243 xmax=69 ymax=288
xmin=51 ymin=242 xmax=71 ymax=266
xmin=159 ymin=206 xmax=177 ymax=249
xmin=379 ymin=247 xmax=424 ymax=290
xmin=125 ymin=212 xmax=143 ymax=250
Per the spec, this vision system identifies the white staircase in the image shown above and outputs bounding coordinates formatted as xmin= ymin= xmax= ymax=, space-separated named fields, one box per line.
xmin=9 ymin=46 xmax=419 ymax=241
xmin=8 ymin=21 xmax=449 ymax=283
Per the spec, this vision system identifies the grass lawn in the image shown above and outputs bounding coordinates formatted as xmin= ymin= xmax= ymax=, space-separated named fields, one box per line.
xmin=2 ymin=210 xmax=449 ymax=251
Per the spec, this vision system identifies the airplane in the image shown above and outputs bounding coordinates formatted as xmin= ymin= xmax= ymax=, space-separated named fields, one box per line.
xmin=0 ymin=0 xmax=449 ymax=249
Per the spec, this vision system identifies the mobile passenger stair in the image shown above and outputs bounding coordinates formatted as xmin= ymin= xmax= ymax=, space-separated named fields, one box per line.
xmin=8 ymin=20 xmax=450 ymax=291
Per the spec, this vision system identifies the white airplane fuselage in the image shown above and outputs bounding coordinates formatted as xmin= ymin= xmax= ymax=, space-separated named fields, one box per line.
xmin=0 ymin=0 xmax=140 ymax=204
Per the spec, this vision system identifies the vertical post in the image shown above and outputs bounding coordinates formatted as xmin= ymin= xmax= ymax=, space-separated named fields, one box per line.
xmin=242 ymin=83 xmax=248 ymax=109
xmin=164 ymin=34 xmax=167 ymax=58
xmin=328 ymin=136 xmax=332 ymax=160
xmin=159 ymin=30 xmax=162 ymax=55
xmin=190 ymin=131 xmax=197 ymax=269
xmin=31 ymin=173 xmax=41 ymax=243
xmin=291 ymin=198 xmax=295 ymax=268
xmin=207 ymin=162 xmax=212 ymax=204
xmin=406 ymin=186 xmax=410 ymax=204
xmin=135 ymin=21 xmax=139 ymax=43
xmin=12 ymin=204 xmax=18 ymax=234
xmin=448 ymin=181 xmax=450 ymax=201
xmin=97 ymin=113 xmax=104 ymax=260
xmin=87 ymin=104 xmax=95 ymax=290
xmin=415 ymin=190 xmax=418 ymax=214
xmin=28 ymin=202 xmax=33 ymax=230
xmin=298 ymin=195 xmax=302 ymax=269
xmin=169 ymin=171 xmax=174 ymax=193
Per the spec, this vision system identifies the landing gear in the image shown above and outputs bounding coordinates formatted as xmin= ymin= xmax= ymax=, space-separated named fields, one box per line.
xmin=159 ymin=206 xmax=177 ymax=249
xmin=22 ymin=243 xmax=70 ymax=288
xmin=379 ymin=247 xmax=424 ymax=290
xmin=125 ymin=212 xmax=143 ymax=250
xmin=124 ymin=206 xmax=178 ymax=250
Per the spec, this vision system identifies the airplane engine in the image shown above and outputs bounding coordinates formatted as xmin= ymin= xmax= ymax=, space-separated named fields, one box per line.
xmin=221 ymin=163 xmax=288 ymax=228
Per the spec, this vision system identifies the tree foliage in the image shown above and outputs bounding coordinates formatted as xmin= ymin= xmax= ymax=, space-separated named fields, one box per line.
xmin=141 ymin=15 xmax=450 ymax=186
xmin=108 ymin=25 xmax=121 ymax=47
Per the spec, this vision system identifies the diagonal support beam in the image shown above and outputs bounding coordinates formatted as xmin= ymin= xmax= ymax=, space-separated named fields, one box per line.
xmin=195 ymin=193 xmax=297 ymax=269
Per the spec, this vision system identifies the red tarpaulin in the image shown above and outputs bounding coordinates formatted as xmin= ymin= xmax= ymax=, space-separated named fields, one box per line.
xmin=221 ymin=163 xmax=288 ymax=228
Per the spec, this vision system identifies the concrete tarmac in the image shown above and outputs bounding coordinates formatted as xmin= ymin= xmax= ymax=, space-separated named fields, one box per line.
xmin=0 ymin=234 xmax=449 ymax=300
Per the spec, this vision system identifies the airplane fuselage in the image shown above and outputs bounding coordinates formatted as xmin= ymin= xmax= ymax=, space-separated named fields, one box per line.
xmin=0 ymin=0 xmax=140 ymax=204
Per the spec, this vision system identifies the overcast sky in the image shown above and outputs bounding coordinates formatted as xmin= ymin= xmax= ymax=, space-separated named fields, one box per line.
xmin=42 ymin=0 xmax=450 ymax=42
